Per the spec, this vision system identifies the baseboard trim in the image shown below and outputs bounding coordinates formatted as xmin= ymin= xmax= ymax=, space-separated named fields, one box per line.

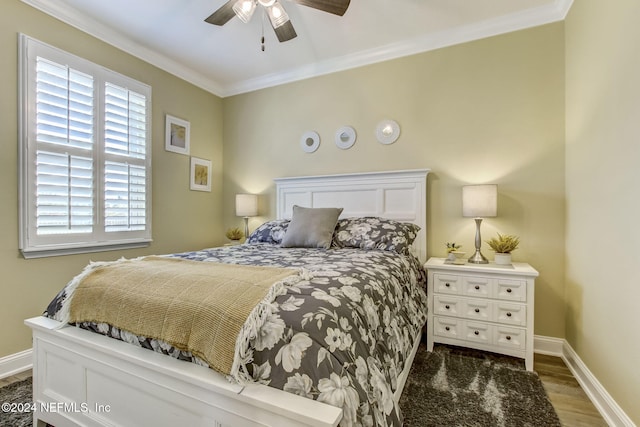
xmin=561 ymin=341 xmax=635 ymax=427
xmin=0 ymin=349 xmax=32 ymax=380
xmin=534 ymin=334 xmax=564 ymax=356
xmin=534 ymin=335 xmax=635 ymax=427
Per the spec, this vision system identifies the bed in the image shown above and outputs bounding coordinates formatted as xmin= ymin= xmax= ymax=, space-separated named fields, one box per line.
xmin=25 ymin=169 xmax=429 ymax=427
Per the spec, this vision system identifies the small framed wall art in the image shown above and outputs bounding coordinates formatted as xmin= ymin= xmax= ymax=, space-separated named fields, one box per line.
xmin=190 ymin=157 xmax=211 ymax=192
xmin=165 ymin=114 xmax=190 ymax=155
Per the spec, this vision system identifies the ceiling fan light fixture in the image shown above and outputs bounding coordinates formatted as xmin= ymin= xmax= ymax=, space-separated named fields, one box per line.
xmin=258 ymin=0 xmax=275 ymax=7
xmin=233 ymin=0 xmax=256 ymax=23
xmin=267 ymin=1 xmax=289 ymax=29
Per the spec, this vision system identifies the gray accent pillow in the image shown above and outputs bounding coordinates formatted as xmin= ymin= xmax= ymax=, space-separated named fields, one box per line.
xmin=280 ymin=205 xmax=343 ymax=249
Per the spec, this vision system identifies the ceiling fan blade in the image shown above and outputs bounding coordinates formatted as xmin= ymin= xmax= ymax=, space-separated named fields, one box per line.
xmin=272 ymin=20 xmax=297 ymax=42
xmin=204 ymin=0 xmax=237 ymax=26
xmin=288 ymin=0 xmax=350 ymax=16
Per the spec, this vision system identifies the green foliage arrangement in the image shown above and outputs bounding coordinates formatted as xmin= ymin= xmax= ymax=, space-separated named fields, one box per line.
xmin=225 ymin=227 xmax=244 ymax=241
xmin=446 ymin=242 xmax=462 ymax=253
xmin=486 ymin=233 xmax=520 ymax=253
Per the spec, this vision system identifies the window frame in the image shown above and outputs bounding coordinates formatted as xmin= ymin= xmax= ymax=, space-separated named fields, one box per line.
xmin=18 ymin=34 xmax=153 ymax=259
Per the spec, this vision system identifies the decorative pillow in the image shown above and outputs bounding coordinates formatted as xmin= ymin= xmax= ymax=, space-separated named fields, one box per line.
xmin=246 ymin=219 xmax=290 ymax=244
xmin=332 ymin=217 xmax=420 ymax=255
xmin=280 ymin=205 xmax=343 ymax=249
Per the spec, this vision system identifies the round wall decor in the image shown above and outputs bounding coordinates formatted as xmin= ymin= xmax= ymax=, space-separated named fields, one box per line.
xmin=335 ymin=126 xmax=357 ymax=150
xmin=376 ymin=119 xmax=400 ymax=145
xmin=300 ymin=131 xmax=320 ymax=153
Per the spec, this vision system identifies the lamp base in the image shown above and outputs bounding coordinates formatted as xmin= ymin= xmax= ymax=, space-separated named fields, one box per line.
xmin=243 ymin=217 xmax=249 ymax=242
xmin=468 ymin=249 xmax=488 ymax=264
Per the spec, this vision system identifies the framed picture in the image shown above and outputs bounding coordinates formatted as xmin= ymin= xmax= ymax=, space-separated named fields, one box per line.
xmin=165 ymin=114 xmax=190 ymax=155
xmin=190 ymin=157 xmax=211 ymax=192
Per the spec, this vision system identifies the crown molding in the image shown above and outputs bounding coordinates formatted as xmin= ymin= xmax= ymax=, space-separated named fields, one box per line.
xmin=223 ymin=0 xmax=574 ymax=96
xmin=20 ymin=0 xmax=225 ymax=96
xmin=22 ymin=0 xmax=573 ymax=98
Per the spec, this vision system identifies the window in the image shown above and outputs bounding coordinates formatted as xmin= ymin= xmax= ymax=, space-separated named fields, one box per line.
xmin=19 ymin=35 xmax=152 ymax=258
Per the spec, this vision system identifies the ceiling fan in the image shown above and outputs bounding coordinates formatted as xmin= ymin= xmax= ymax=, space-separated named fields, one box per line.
xmin=205 ymin=0 xmax=351 ymax=43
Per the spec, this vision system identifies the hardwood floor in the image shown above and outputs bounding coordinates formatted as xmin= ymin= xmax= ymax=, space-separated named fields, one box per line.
xmin=535 ymin=354 xmax=608 ymax=427
xmin=0 ymin=368 xmax=31 ymax=388
xmin=2 ymin=356 xmax=609 ymax=426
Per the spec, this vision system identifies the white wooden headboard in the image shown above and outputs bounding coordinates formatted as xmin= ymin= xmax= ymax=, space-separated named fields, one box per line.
xmin=274 ymin=169 xmax=430 ymax=262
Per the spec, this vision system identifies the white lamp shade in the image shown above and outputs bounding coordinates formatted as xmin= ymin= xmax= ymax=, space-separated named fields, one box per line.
xmin=267 ymin=1 xmax=289 ymax=28
xmin=236 ymin=194 xmax=258 ymax=217
xmin=462 ymin=185 xmax=497 ymax=218
xmin=233 ymin=0 xmax=256 ymax=23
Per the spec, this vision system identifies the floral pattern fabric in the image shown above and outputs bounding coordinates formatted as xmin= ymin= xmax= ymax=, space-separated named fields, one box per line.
xmin=44 ymin=244 xmax=427 ymax=427
xmin=246 ymin=219 xmax=290 ymax=244
xmin=332 ymin=217 xmax=421 ymax=256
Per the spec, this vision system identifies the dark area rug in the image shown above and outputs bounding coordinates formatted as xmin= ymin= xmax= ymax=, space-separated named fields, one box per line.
xmin=400 ymin=344 xmax=561 ymax=427
xmin=0 ymin=377 xmax=32 ymax=427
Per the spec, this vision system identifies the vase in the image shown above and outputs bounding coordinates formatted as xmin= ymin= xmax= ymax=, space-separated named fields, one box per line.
xmin=450 ymin=251 xmax=467 ymax=265
xmin=494 ymin=253 xmax=512 ymax=265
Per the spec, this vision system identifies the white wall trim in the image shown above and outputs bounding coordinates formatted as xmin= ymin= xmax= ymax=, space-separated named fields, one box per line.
xmin=534 ymin=335 xmax=636 ymax=427
xmin=534 ymin=334 xmax=564 ymax=356
xmin=561 ymin=341 xmax=636 ymax=427
xmin=0 ymin=349 xmax=32 ymax=380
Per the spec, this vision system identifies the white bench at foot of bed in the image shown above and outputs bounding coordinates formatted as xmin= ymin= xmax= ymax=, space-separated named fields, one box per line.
xmin=26 ymin=316 xmax=342 ymax=427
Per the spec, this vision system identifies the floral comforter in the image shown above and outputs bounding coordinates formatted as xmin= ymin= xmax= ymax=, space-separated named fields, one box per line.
xmin=44 ymin=243 xmax=427 ymax=427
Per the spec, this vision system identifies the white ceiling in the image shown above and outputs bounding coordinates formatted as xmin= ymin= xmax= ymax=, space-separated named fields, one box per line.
xmin=22 ymin=0 xmax=572 ymax=97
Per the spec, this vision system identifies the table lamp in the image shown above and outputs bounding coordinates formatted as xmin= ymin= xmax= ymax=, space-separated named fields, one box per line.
xmin=462 ymin=184 xmax=497 ymax=264
xmin=235 ymin=193 xmax=258 ymax=240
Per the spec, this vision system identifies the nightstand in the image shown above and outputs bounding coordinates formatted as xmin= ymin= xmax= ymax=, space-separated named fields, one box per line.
xmin=425 ymin=257 xmax=539 ymax=371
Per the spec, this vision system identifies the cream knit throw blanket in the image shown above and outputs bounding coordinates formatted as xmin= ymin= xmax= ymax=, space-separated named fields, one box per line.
xmin=55 ymin=256 xmax=303 ymax=382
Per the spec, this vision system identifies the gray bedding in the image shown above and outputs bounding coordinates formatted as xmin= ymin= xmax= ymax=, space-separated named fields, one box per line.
xmin=45 ymin=243 xmax=427 ymax=427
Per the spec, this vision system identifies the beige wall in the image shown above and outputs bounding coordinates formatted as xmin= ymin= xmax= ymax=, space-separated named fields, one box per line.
xmin=0 ymin=1 xmax=224 ymax=357
xmin=566 ymin=1 xmax=640 ymax=424
xmin=223 ymin=24 xmax=566 ymax=339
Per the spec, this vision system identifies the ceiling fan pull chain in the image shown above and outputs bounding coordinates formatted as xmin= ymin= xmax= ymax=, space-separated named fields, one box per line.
xmin=261 ymin=9 xmax=266 ymax=51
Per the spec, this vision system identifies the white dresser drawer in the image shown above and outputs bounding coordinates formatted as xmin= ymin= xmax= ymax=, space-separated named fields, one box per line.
xmin=495 ymin=302 xmax=526 ymax=326
xmin=464 ymin=321 xmax=491 ymax=345
xmin=495 ymin=325 xmax=526 ymax=351
xmin=433 ymin=274 xmax=461 ymax=295
xmin=433 ymin=316 xmax=462 ymax=339
xmin=462 ymin=276 xmax=491 ymax=298
xmin=495 ymin=279 xmax=526 ymax=301
xmin=433 ymin=295 xmax=462 ymax=317
xmin=463 ymin=299 xmax=492 ymax=322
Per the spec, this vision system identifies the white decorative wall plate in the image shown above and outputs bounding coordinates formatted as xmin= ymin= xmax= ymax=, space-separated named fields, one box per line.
xmin=300 ymin=131 xmax=320 ymax=153
xmin=376 ymin=119 xmax=400 ymax=145
xmin=335 ymin=126 xmax=357 ymax=150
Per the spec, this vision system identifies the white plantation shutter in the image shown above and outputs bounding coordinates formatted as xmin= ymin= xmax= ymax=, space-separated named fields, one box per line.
xmin=104 ymin=83 xmax=148 ymax=233
xmin=36 ymin=151 xmax=94 ymax=235
xmin=20 ymin=35 xmax=152 ymax=258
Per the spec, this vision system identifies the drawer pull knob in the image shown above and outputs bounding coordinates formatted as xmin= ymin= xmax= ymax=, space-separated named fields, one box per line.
xmin=506 ymin=312 xmax=512 ymax=317
xmin=506 ymin=288 xmax=512 ymax=293
xmin=445 ymin=283 xmax=451 ymax=287
xmin=474 ymin=308 xmax=480 ymax=313
xmin=506 ymin=336 xmax=512 ymax=341
xmin=445 ymin=305 xmax=450 ymax=310
xmin=475 ymin=285 xmax=480 ymax=290
xmin=445 ymin=326 xmax=450 ymax=331
xmin=474 ymin=331 xmax=479 ymax=335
